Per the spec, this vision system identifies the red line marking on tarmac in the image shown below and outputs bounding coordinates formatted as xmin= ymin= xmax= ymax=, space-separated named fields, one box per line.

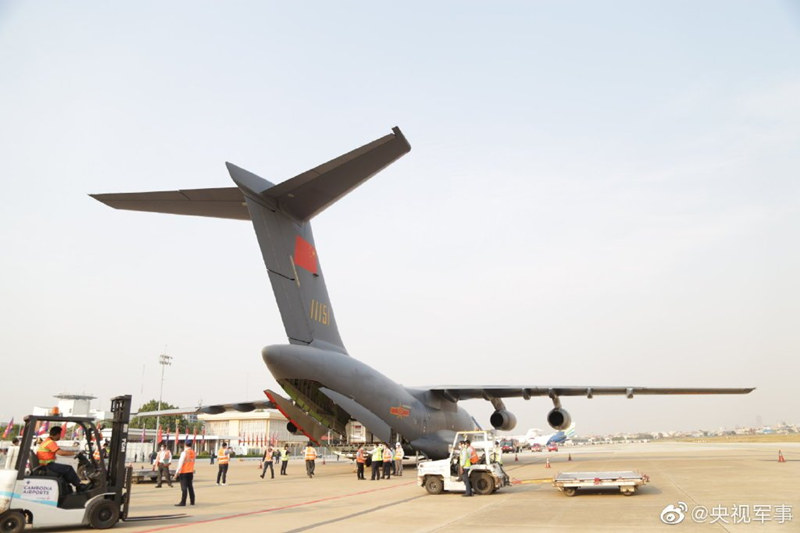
xmin=135 ymin=481 xmax=416 ymax=532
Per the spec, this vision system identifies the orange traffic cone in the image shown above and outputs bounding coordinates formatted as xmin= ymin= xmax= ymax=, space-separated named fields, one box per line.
xmin=778 ymin=450 xmax=786 ymax=463
xmin=568 ymin=453 xmax=572 ymax=461
xmin=545 ymin=458 xmax=551 ymax=469
xmin=514 ymin=452 xmax=518 ymax=462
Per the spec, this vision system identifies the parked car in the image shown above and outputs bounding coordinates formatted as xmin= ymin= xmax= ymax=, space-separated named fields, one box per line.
xmin=547 ymin=443 xmax=559 ymax=452
xmin=530 ymin=443 xmax=542 ymax=452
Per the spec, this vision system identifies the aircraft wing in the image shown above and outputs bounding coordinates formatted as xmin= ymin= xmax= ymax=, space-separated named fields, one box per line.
xmin=425 ymin=386 xmax=755 ymax=402
xmin=134 ymin=400 xmax=274 ymax=417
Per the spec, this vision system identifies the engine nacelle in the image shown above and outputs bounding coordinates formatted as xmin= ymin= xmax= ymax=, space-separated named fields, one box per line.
xmin=286 ymin=421 xmax=298 ymax=434
xmin=547 ymin=408 xmax=572 ymax=430
xmin=489 ymin=409 xmax=517 ymax=431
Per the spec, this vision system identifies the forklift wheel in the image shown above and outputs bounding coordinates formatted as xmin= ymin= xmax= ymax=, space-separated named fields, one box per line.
xmin=87 ymin=499 xmax=120 ymax=529
xmin=0 ymin=510 xmax=26 ymax=533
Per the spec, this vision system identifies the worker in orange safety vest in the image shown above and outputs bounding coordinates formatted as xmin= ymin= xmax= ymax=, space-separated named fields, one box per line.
xmin=382 ymin=442 xmax=393 ymax=479
xmin=37 ymin=426 xmax=83 ymax=492
xmin=304 ymin=442 xmax=317 ymax=478
xmin=216 ymin=441 xmax=230 ymax=485
xmin=355 ymin=444 xmax=366 ymax=480
xmin=173 ymin=441 xmax=196 ymax=506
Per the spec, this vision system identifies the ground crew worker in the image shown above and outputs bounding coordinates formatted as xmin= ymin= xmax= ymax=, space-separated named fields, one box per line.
xmin=37 ymin=426 xmax=84 ymax=492
xmin=174 ymin=441 xmax=196 ymax=506
xmin=394 ymin=443 xmax=405 ymax=476
xmin=154 ymin=443 xmax=173 ymax=488
xmin=280 ymin=445 xmax=289 ymax=475
xmin=355 ymin=445 xmax=366 ymax=480
xmin=459 ymin=439 xmax=475 ymax=497
xmin=491 ymin=441 xmax=503 ymax=464
xmin=260 ymin=446 xmax=275 ymax=479
xmin=382 ymin=442 xmax=393 ymax=479
xmin=216 ymin=441 xmax=230 ymax=485
xmin=491 ymin=441 xmax=510 ymax=486
xmin=370 ymin=442 xmax=383 ymax=480
xmin=304 ymin=442 xmax=317 ymax=478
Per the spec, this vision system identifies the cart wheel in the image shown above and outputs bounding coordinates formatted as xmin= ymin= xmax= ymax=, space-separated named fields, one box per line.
xmin=87 ymin=499 xmax=120 ymax=529
xmin=622 ymin=487 xmax=636 ymax=496
xmin=472 ymin=472 xmax=494 ymax=495
xmin=424 ymin=476 xmax=444 ymax=495
xmin=562 ymin=487 xmax=577 ymax=497
xmin=0 ymin=511 xmax=26 ymax=533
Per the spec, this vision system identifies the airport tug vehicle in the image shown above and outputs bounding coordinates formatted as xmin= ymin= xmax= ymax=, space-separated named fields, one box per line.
xmin=418 ymin=430 xmax=510 ymax=495
xmin=553 ymin=471 xmax=649 ymax=496
xmin=0 ymin=395 xmax=163 ymax=531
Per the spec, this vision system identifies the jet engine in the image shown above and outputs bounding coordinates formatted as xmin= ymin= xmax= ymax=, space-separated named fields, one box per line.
xmin=489 ymin=409 xmax=517 ymax=431
xmin=547 ymin=407 xmax=572 ymax=430
xmin=286 ymin=421 xmax=298 ymax=434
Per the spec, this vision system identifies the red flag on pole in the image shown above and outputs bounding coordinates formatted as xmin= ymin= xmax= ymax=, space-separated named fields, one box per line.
xmin=156 ymin=425 xmax=163 ymax=446
xmin=61 ymin=424 xmax=68 ymax=440
xmin=1 ymin=418 xmax=13 ymax=439
xmin=140 ymin=426 xmax=146 ymax=443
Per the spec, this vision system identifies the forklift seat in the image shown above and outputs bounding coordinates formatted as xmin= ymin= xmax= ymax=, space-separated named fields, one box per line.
xmin=28 ymin=450 xmax=49 ymax=476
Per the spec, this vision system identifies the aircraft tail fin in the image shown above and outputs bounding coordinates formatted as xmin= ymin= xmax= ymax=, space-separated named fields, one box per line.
xmin=228 ymin=127 xmax=410 ymax=351
xmin=91 ymin=127 xmax=410 ymax=353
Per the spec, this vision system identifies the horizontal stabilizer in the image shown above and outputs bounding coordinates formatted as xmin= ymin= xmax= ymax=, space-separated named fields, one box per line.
xmin=264 ymin=389 xmax=328 ymax=444
xmin=254 ymin=126 xmax=410 ymax=222
xmin=90 ymin=127 xmax=410 ymax=225
xmin=91 ymin=187 xmax=249 ymax=220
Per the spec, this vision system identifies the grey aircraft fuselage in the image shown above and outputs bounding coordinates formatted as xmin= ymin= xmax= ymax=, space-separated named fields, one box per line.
xmin=264 ymin=343 xmax=473 ymax=459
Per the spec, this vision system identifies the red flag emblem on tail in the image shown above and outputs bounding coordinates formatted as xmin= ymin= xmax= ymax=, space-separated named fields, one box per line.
xmin=294 ymin=236 xmax=318 ymax=275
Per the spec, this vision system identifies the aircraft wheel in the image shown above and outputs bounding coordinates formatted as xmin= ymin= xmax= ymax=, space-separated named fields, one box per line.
xmin=472 ymin=472 xmax=494 ymax=495
xmin=424 ymin=476 xmax=443 ymax=495
xmin=0 ymin=511 xmax=26 ymax=533
xmin=87 ymin=499 xmax=120 ymax=529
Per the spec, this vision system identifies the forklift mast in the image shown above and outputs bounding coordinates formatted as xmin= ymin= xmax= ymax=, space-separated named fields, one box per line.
xmin=107 ymin=395 xmax=132 ymax=492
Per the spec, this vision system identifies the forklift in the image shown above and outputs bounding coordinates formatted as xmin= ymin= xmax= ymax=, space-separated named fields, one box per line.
xmin=0 ymin=394 xmax=176 ymax=531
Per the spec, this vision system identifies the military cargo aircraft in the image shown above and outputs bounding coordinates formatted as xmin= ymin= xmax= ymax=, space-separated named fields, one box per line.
xmin=92 ymin=127 xmax=754 ymax=460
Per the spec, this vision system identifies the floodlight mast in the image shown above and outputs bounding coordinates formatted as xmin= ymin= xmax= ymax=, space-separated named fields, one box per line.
xmin=154 ymin=352 xmax=173 ymax=451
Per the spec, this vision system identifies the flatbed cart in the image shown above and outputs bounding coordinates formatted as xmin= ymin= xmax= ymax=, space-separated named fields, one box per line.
xmin=553 ymin=471 xmax=648 ymax=497
xmin=130 ymin=468 xmax=176 ymax=484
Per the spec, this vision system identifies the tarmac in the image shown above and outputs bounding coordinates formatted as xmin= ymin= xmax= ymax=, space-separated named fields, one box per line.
xmin=41 ymin=441 xmax=799 ymax=532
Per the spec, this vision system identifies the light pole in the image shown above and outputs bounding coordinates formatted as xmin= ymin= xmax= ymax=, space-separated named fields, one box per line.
xmin=154 ymin=352 xmax=173 ymax=452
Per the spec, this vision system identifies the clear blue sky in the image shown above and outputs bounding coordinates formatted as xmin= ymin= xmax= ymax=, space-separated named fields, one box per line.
xmin=1 ymin=1 xmax=798 ymax=435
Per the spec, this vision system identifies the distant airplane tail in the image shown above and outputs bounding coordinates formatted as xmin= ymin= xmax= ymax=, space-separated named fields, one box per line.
xmin=92 ymin=127 xmax=411 ymax=353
